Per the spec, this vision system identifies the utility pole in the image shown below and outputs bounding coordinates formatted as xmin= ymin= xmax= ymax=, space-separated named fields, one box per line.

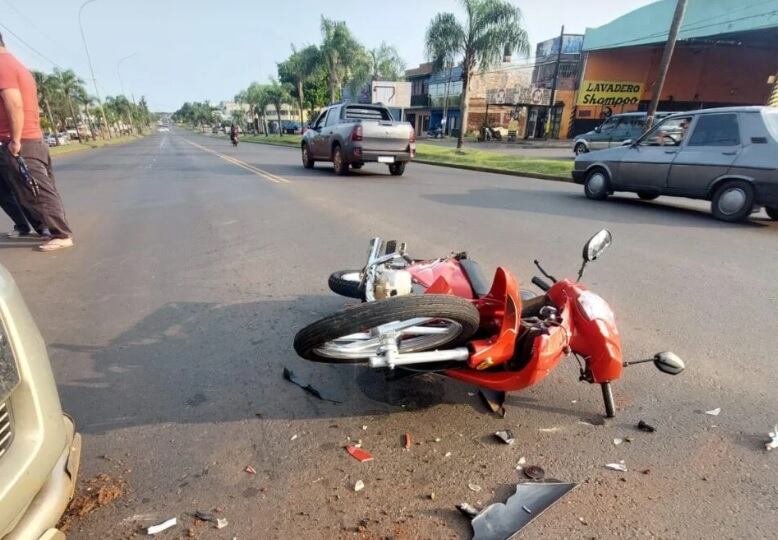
xmin=441 ymin=63 xmax=453 ymax=137
xmin=117 ymin=52 xmax=137 ymax=134
xmin=547 ymin=25 xmax=565 ymax=138
xmin=79 ymin=0 xmax=112 ymax=138
xmin=645 ymin=0 xmax=688 ymax=131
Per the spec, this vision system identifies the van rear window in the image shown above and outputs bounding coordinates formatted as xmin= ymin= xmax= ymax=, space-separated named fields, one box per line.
xmin=344 ymin=106 xmax=392 ymax=121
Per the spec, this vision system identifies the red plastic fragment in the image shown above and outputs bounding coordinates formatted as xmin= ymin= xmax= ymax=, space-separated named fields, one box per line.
xmin=403 ymin=433 xmax=412 ymax=449
xmin=346 ymin=445 xmax=374 ymax=462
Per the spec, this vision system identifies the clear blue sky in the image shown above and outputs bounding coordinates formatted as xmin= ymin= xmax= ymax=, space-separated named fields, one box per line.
xmin=1 ymin=0 xmax=656 ymax=111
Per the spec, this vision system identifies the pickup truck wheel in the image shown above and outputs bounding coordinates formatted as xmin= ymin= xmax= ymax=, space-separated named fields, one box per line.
xmin=765 ymin=206 xmax=778 ymax=220
xmin=388 ymin=162 xmax=406 ymax=176
xmin=301 ymin=144 xmax=315 ymax=169
xmin=584 ymin=168 xmax=610 ymax=200
xmin=711 ymin=180 xmax=754 ymax=222
xmin=332 ymin=146 xmax=348 ymax=175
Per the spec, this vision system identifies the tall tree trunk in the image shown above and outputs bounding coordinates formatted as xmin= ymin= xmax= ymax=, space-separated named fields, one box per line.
xmin=457 ymin=69 xmax=471 ymax=150
xmin=66 ymin=96 xmax=82 ymax=143
xmin=297 ymin=80 xmax=305 ymax=128
xmin=276 ymin=108 xmax=283 ymax=137
xmin=43 ymin=98 xmax=59 ymax=146
xmin=83 ymin=104 xmax=97 ymax=140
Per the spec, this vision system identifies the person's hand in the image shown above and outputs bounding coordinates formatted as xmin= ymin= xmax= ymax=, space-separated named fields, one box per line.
xmin=8 ymin=140 xmax=21 ymax=156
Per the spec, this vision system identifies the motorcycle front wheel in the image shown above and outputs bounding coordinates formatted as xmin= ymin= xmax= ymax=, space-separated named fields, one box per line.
xmin=294 ymin=295 xmax=480 ymax=363
xmin=328 ymin=269 xmax=363 ymax=299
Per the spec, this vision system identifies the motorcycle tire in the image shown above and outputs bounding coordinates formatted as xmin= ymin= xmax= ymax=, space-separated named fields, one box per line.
xmin=328 ymin=269 xmax=364 ymax=299
xmin=294 ymin=295 xmax=481 ymax=363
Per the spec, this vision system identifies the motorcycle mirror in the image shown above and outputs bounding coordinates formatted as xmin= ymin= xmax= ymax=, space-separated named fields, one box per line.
xmin=653 ymin=351 xmax=685 ymax=375
xmin=583 ymin=229 xmax=613 ymax=262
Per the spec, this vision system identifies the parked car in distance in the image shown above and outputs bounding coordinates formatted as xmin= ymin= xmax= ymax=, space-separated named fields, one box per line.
xmin=301 ymin=103 xmax=415 ymax=176
xmin=43 ymin=133 xmax=68 ymax=147
xmin=572 ymin=106 xmax=778 ymax=222
xmin=0 ymin=263 xmax=81 ymax=539
xmin=573 ymin=111 xmax=673 ymax=155
xmin=281 ymin=120 xmax=301 ymax=134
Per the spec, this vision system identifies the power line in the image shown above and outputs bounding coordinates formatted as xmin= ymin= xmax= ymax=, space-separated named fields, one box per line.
xmin=0 ymin=22 xmax=62 ymax=68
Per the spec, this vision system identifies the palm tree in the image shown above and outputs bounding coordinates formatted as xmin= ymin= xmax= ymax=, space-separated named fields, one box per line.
xmin=245 ymin=83 xmax=272 ymax=136
xmin=265 ymin=81 xmax=293 ymax=137
xmin=32 ymin=71 xmax=61 ymax=142
xmin=277 ymin=45 xmax=320 ymax=128
xmin=55 ymin=68 xmax=88 ymax=143
xmin=425 ymin=0 xmax=529 ymax=149
xmin=73 ymin=87 xmax=97 ymax=140
xmin=320 ymin=17 xmax=365 ymax=103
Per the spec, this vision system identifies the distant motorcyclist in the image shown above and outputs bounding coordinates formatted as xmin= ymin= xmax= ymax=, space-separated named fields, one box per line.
xmin=229 ymin=124 xmax=239 ymax=146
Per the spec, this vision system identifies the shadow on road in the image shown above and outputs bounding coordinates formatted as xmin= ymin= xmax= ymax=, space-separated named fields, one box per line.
xmin=423 ymin=188 xmax=775 ymax=230
xmin=54 ymin=296 xmax=578 ymax=434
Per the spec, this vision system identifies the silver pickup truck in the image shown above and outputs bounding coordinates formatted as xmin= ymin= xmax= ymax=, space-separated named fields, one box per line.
xmin=301 ymin=103 xmax=415 ymax=176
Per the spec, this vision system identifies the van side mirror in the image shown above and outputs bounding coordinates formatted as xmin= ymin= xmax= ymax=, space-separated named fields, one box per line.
xmin=621 ymin=139 xmax=633 ymax=146
xmin=594 ymin=126 xmax=601 ymax=133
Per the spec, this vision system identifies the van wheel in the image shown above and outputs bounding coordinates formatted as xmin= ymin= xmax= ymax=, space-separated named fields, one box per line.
xmin=711 ymin=180 xmax=754 ymax=222
xmin=584 ymin=168 xmax=610 ymax=200
xmin=765 ymin=206 xmax=778 ymax=220
xmin=332 ymin=145 xmax=348 ymax=175
xmin=637 ymin=192 xmax=659 ymax=201
xmin=574 ymin=142 xmax=588 ymax=155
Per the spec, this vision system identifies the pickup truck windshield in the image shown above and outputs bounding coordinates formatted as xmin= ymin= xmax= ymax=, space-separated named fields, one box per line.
xmin=344 ymin=106 xmax=393 ymax=121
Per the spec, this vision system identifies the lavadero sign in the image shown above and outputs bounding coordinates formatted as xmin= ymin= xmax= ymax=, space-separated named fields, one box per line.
xmin=577 ymin=81 xmax=643 ymax=106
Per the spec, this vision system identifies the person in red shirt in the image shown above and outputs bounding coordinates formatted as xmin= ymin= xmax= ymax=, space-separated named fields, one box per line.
xmin=0 ymin=32 xmax=73 ymax=251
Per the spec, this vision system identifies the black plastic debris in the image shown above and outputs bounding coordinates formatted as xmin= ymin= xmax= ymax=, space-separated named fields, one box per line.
xmin=457 ymin=503 xmax=480 ymax=519
xmin=194 ymin=511 xmax=216 ymax=522
xmin=494 ymin=430 xmax=515 ymax=445
xmin=283 ymin=367 xmax=341 ymax=404
xmin=471 ymin=482 xmax=577 ymax=540
xmin=479 ymin=389 xmax=506 ymax=418
xmin=637 ymin=420 xmax=656 ymax=433
xmin=522 ymin=465 xmax=545 ymax=480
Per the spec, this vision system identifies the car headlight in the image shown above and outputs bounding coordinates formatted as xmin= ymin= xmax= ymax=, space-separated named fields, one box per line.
xmin=0 ymin=321 xmax=20 ymax=404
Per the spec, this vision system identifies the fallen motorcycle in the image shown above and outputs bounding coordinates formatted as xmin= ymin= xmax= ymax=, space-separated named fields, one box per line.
xmin=293 ymin=231 xmax=685 ymax=417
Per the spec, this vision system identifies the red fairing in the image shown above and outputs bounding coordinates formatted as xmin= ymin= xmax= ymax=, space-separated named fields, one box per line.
xmin=410 ymin=259 xmax=475 ymax=299
xmin=548 ymin=280 xmax=623 ymax=383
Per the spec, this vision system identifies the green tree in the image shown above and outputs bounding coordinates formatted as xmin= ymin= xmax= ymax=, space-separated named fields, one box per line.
xmin=369 ymin=43 xmax=406 ymax=81
xmin=425 ymin=0 xmax=529 ymax=148
xmin=54 ymin=68 xmax=87 ymax=143
xmin=265 ymin=81 xmax=293 ymax=136
xmin=278 ymin=44 xmax=321 ymax=128
xmin=32 ymin=71 xmax=61 ymax=140
xmin=320 ymin=17 xmax=366 ymax=103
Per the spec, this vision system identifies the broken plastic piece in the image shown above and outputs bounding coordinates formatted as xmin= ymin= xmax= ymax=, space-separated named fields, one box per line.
xmin=766 ymin=425 xmax=778 ymax=451
xmin=147 ymin=517 xmax=177 ymax=535
xmin=468 ymin=483 xmax=482 ymax=492
xmin=471 ymin=482 xmax=576 ymax=540
xmin=444 ymin=451 xmax=452 ymax=458
xmin=705 ymin=408 xmax=721 ymax=416
xmin=522 ymin=465 xmax=545 ymax=480
xmin=244 ymin=465 xmax=257 ymax=475
xmin=516 ymin=456 xmax=527 ymax=470
xmin=479 ymin=389 xmax=506 ymax=418
xmin=457 ymin=503 xmax=480 ymax=519
xmin=494 ymin=430 xmax=515 ymax=445
xmin=194 ymin=511 xmax=215 ymax=523
xmin=403 ymin=433 xmax=412 ymax=449
xmin=613 ymin=438 xmax=623 ymax=445
xmin=290 ymin=434 xmax=298 ymax=441
xmin=283 ymin=366 xmax=342 ymax=404
xmin=215 ymin=518 xmax=228 ymax=529
xmin=637 ymin=420 xmax=656 ymax=433
xmin=346 ymin=445 xmax=374 ymax=463
xmin=605 ymin=461 xmax=627 ymax=472
xmin=354 ymin=480 xmax=365 ymax=492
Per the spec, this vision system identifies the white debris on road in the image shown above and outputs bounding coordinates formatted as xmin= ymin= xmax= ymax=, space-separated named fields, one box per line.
xmin=147 ymin=517 xmax=177 ymax=535
xmin=705 ymin=408 xmax=721 ymax=416
xmin=605 ymin=461 xmax=627 ymax=472
xmin=766 ymin=426 xmax=778 ymax=451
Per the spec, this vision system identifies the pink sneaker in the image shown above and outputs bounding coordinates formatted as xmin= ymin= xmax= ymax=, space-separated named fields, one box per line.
xmin=38 ymin=237 xmax=74 ymax=252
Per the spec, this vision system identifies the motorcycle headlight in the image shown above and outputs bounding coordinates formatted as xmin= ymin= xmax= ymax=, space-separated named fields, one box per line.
xmin=577 ymin=291 xmax=615 ymax=323
xmin=0 ymin=320 xmax=20 ymax=403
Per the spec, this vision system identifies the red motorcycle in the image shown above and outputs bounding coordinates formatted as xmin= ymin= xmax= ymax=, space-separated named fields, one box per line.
xmin=293 ymin=231 xmax=684 ymax=417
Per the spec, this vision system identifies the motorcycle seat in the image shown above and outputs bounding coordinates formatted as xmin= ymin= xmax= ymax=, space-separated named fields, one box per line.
xmin=459 ymin=258 xmax=490 ymax=298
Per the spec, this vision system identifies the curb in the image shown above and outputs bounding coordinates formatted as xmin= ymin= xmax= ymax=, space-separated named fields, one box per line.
xmin=207 ymin=133 xmax=573 ymax=183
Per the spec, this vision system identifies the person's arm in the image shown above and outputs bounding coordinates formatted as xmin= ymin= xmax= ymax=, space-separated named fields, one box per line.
xmin=0 ymin=88 xmax=24 ymax=155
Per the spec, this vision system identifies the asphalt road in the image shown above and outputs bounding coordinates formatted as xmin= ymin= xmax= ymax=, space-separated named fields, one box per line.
xmin=1 ymin=130 xmax=776 ymax=539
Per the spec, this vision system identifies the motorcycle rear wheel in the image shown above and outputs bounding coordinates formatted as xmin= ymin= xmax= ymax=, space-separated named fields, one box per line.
xmin=294 ymin=295 xmax=480 ymax=363
xmin=328 ymin=269 xmax=363 ymax=299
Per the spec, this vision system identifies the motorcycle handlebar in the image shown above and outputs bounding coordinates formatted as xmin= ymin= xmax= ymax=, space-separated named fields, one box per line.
xmin=532 ymin=276 xmax=551 ymax=292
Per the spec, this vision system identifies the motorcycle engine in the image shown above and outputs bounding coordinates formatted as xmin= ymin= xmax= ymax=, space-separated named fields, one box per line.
xmin=374 ymin=268 xmax=413 ymax=299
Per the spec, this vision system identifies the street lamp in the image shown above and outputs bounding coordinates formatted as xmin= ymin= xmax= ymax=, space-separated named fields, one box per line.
xmin=78 ymin=0 xmax=112 ymax=138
